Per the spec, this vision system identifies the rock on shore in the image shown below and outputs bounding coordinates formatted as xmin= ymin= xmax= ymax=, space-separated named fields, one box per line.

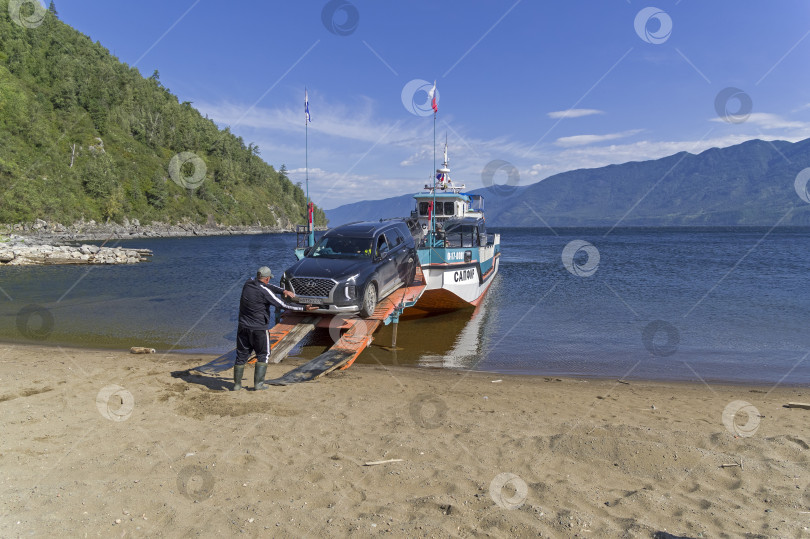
xmin=0 ymin=235 xmax=152 ymax=266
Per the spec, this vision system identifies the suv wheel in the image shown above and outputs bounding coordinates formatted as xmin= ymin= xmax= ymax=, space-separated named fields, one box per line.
xmin=359 ymin=282 xmax=377 ymax=319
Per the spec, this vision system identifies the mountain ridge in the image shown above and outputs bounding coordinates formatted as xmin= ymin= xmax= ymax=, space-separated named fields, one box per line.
xmin=326 ymin=138 xmax=810 ymax=227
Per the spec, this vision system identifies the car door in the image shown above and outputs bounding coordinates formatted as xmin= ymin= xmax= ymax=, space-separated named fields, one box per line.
xmin=373 ymin=232 xmax=396 ymax=294
xmin=389 ymin=226 xmax=411 ymax=284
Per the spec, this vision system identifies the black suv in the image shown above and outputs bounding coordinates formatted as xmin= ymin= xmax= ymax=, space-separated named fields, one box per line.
xmin=280 ymin=220 xmax=419 ymax=318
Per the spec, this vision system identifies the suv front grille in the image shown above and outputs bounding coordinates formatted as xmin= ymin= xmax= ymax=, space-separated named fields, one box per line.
xmin=290 ymin=277 xmax=335 ymax=298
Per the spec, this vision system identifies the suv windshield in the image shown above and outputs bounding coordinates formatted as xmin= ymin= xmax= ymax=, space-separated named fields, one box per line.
xmin=309 ymin=236 xmax=372 ymax=259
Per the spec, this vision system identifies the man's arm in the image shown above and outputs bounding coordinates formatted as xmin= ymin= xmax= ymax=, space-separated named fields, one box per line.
xmin=265 ymin=282 xmax=295 ymax=299
xmin=257 ymin=282 xmax=305 ymax=311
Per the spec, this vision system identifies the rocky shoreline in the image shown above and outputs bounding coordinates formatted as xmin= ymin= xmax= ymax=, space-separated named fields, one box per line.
xmin=0 ymin=219 xmax=327 ymax=266
xmin=1 ymin=218 xmax=294 ymax=242
xmin=0 ymin=235 xmax=152 ymax=266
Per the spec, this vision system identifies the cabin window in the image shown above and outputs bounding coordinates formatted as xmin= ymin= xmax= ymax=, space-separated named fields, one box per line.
xmin=444 ymin=202 xmax=455 ymax=216
xmin=419 ymin=202 xmax=429 ymax=216
xmin=461 ymin=229 xmax=473 ymax=248
xmin=442 ymin=223 xmax=478 ymax=248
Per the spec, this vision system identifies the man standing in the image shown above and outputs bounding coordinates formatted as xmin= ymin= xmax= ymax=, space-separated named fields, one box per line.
xmin=233 ymin=266 xmax=316 ymax=391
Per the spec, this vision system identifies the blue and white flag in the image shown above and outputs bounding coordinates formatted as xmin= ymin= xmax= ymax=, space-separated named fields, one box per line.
xmin=305 ymin=89 xmax=311 ymax=123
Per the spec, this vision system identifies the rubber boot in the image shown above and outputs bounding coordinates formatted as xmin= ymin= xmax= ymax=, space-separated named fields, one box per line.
xmin=232 ymin=364 xmax=245 ymax=391
xmin=254 ymin=362 xmax=269 ymax=391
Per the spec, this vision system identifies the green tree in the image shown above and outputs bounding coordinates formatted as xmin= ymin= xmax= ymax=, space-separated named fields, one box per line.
xmin=0 ymin=5 xmax=325 ymax=227
xmin=145 ymin=173 xmax=168 ymax=210
xmin=81 ymin=152 xmax=116 ymax=199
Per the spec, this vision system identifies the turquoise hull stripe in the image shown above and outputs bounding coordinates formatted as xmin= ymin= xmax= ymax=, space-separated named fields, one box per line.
xmin=417 ymin=247 xmax=475 ymax=266
xmin=417 ymin=246 xmax=499 ymax=270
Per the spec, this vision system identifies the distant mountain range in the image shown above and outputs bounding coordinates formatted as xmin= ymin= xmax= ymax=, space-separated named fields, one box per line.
xmin=326 ymin=138 xmax=810 ymax=227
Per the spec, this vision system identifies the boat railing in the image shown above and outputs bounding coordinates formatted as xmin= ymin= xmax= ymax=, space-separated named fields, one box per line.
xmin=295 ymin=225 xmax=310 ymax=248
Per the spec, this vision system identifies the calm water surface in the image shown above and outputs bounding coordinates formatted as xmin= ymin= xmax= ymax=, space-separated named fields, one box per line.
xmin=1 ymin=227 xmax=808 ymax=384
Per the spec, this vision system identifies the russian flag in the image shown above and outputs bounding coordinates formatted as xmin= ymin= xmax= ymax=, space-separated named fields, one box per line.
xmin=305 ymin=89 xmax=311 ymax=123
xmin=428 ymin=81 xmax=437 ymax=113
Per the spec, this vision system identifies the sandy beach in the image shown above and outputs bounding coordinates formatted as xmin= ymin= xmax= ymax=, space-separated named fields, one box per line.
xmin=1 ymin=343 xmax=808 ymax=537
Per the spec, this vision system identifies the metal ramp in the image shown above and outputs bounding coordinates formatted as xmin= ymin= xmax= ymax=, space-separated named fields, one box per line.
xmin=189 ymin=315 xmax=320 ymax=374
xmin=267 ymin=273 xmax=427 ymax=385
xmin=190 ymin=269 xmax=426 ymax=383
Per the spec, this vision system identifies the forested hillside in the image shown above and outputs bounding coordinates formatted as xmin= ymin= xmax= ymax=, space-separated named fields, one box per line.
xmin=0 ymin=1 xmax=324 ymax=227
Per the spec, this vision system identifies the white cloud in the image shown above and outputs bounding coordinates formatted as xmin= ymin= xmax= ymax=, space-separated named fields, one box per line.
xmin=195 ymin=98 xmax=428 ymax=148
xmin=710 ymin=112 xmax=808 ymax=130
xmin=528 ymin=164 xmax=548 ymax=177
xmin=399 ymin=147 xmax=433 ymax=167
xmin=191 ymin=97 xmax=810 ymax=210
xmin=554 ymin=129 xmax=643 ymax=147
xmin=547 ymin=108 xmax=604 ymax=119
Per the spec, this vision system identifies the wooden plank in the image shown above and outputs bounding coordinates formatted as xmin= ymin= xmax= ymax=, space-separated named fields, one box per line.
xmin=190 ymin=315 xmax=321 ymax=373
xmin=268 ymin=317 xmax=318 ymax=363
xmin=336 ymin=319 xmax=379 ymax=370
xmin=786 ymin=402 xmax=810 ymax=410
xmin=267 ymin=318 xmax=380 ymax=385
xmin=364 ymin=459 xmax=403 ymax=466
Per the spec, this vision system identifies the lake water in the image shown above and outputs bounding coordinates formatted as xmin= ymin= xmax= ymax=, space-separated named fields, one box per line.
xmin=1 ymin=227 xmax=808 ymax=385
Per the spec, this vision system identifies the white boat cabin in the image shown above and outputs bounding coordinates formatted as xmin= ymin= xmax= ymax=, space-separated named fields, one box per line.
xmin=411 ymin=144 xmax=484 ymax=235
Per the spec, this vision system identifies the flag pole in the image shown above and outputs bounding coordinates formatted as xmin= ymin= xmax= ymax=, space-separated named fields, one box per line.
xmin=430 ymin=82 xmax=437 ymax=258
xmin=305 ymin=88 xmax=314 ymax=247
xmin=305 ymin=88 xmax=308 ymax=219
xmin=432 ymin=108 xmax=436 ymax=240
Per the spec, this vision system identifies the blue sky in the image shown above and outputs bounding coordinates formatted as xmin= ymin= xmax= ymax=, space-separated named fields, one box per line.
xmin=52 ymin=1 xmax=810 ymax=209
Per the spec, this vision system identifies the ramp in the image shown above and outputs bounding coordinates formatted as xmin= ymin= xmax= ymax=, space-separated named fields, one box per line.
xmin=189 ymin=349 xmax=242 ymax=374
xmin=191 ymin=271 xmax=426 ymax=382
xmin=189 ymin=315 xmax=320 ymax=374
xmin=267 ymin=319 xmax=378 ymax=385
xmin=267 ymin=275 xmax=427 ymax=385
xmin=267 ymin=315 xmax=318 ymax=363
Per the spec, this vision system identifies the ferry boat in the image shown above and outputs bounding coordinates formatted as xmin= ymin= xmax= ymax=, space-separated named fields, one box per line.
xmin=408 ymin=144 xmax=501 ymax=315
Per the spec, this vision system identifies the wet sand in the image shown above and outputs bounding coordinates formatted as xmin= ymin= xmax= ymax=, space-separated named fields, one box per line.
xmin=1 ymin=343 xmax=808 ymax=537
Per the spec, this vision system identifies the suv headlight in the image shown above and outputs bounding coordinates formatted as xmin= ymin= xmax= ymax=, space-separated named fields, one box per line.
xmin=344 ymin=274 xmax=360 ymax=299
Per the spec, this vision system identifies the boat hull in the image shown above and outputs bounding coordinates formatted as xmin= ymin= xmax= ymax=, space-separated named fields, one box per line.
xmin=409 ymin=242 xmax=500 ymax=315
